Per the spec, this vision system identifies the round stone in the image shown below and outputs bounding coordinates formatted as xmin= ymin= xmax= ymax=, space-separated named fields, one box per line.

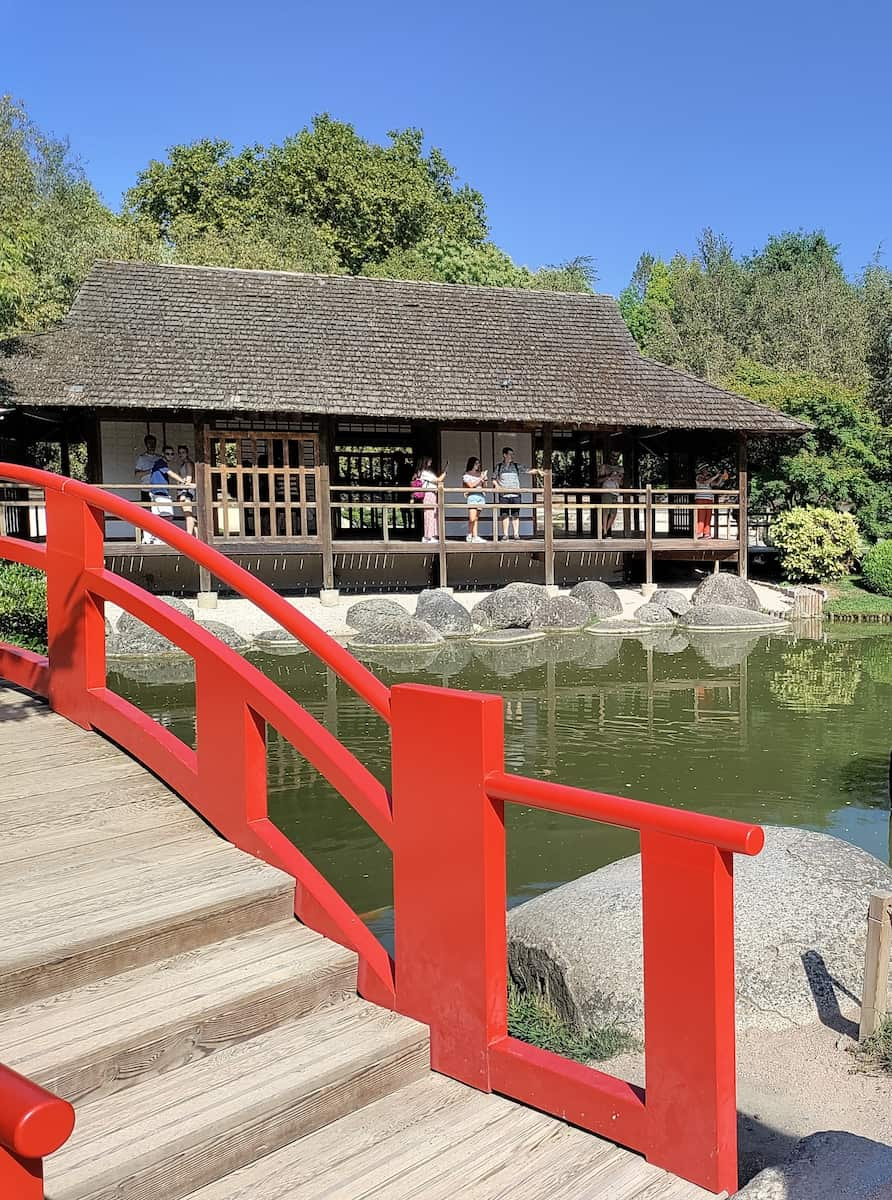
xmin=650 ymin=588 xmax=691 ymax=616
xmin=692 ymin=573 xmax=761 ymax=611
xmin=569 ymin=580 xmax=623 ymax=617
xmin=530 ymin=595 xmax=592 ymax=632
xmin=345 ymin=598 xmax=409 ymax=630
xmin=414 ymin=589 xmax=473 ymax=636
xmin=633 ymin=602 xmax=675 ymax=625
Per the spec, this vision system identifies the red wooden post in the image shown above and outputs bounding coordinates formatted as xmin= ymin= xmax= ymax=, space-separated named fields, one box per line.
xmin=640 ymin=831 xmax=738 ymax=1195
xmin=390 ymin=683 xmax=506 ymax=1089
xmin=44 ymin=489 xmax=106 ymax=728
xmin=194 ymin=657 xmax=268 ymax=844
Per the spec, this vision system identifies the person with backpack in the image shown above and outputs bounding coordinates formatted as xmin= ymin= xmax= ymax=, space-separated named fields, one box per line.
xmin=413 ymin=456 xmax=447 ymax=542
xmin=494 ymin=447 xmax=543 ymax=540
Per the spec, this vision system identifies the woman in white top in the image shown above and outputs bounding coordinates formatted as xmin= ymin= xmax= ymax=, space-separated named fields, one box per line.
xmin=597 ymin=458 xmax=623 ymax=537
xmin=416 ymin=456 xmax=446 ymax=542
xmin=462 ymin=457 xmax=488 ymax=542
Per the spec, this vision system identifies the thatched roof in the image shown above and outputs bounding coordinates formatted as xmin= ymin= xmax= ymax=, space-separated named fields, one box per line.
xmin=0 ymin=261 xmax=808 ymax=435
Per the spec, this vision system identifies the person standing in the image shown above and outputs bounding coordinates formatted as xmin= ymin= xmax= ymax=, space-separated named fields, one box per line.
xmin=494 ymin=447 xmax=542 ymax=540
xmin=463 ymin=457 xmax=487 ymax=542
xmin=417 ymin=456 xmax=446 ymax=543
xmin=144 ymin=445 xmax=187 ymax=544
xmin=597 ymin=457 xmax=624 ymax=537
xmin=134 ymin=434 xmax=158 ymax=510
xmin=695 ymin=465 xmax=728 ymax=539
xmin=176 ymin=445 xmax=197 ymax=536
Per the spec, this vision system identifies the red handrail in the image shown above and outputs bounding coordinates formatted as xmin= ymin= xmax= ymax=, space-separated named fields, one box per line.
xmin=0 ymin=465 xmax=390 ymax=720
xmin=0 ymin=468 xmax=762 ymax=1195
xmin=0 ymin=1064 xmax=74 ymax=1200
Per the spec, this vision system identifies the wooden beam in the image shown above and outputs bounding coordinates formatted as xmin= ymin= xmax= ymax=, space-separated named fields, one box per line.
xmin=738 ymin=435 xmax=749 ymax=580
xmin=860 ymin=890 xmax=892 ymax=1042
xmin=317 ymin=419 xmax=335 ymax=590
xmin=644 ymin=484 xmax=654 ymax=585
xmin=194 ymin=419 xmax=213 ymax=594
xmin=542 ymin=426 xmax=554 ymax=587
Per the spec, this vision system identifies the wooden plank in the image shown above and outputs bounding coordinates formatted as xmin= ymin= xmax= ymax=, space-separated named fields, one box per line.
xmin=645 ymin=484 xmax=654 ymax=585
xmin=46 ymin=1000 xmax=430 ymax=1200
xmin=860 ymin=890 xmax=892 ymax=1041
xmin=2 ymin=923 xmax=354 ymax=1105
xmin=0 ymin=845 xmax=294 ymax=1010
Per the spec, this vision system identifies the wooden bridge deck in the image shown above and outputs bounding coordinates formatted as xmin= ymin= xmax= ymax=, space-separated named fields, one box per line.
xmin=0 ymin=684 xmax=720 ymax=1199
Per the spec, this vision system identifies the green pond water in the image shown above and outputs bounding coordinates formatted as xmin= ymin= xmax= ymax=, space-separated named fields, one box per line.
xmin=108 ymin=624 xmax=892 ymax=949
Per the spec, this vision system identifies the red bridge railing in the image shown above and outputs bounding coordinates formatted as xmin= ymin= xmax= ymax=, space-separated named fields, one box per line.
xmin=0 ymin=1064 xmax=75 ymax=1199
xmin=0 ymin=467 xmax=763 ymax=1196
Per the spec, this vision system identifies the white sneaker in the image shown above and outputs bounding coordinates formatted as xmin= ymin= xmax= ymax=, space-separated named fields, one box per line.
xmin=466 ymin=534 xmax=473 ymax=542
xmin=472 ymin=536 xmax=485 ymax=543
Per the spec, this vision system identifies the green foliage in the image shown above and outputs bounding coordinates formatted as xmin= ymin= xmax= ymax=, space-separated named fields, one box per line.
xmin=621 ymin=228 xmax=870 ymax=387
xmin=0 ymin=95 xmax=162 ymax=335
xmin=857 ymin=1015 xmax=892 ymax=1074
xmin=824 ymin=577 xmax=892 ymax=617
xmin=507 ymin=982 xmax=634 ymax=1062
xmin=861 ymin=540 xmax=892 ymax=597
xmin=769 ymin=506 xmax=861 ymax=582
xmin=0 ymin=562 xmax=47 ymax=652
xmin=364 ymin=239 xmax=596 ymax=291
xmin=769 ymin=640 xmax=861 ymax=710
xmin=726 ymin=360 xmax=892 ymax=538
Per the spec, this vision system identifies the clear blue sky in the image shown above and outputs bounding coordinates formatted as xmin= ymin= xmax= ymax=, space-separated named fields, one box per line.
xmin=8 ymin=0 xmax=891 ymax=295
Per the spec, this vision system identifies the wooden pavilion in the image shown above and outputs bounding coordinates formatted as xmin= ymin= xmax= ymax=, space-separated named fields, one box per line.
xmin=0 ymin=261 xmax=806 ymax=595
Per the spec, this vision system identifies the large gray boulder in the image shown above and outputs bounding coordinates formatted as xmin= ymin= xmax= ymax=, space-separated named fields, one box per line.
xmin=470 ymin=586 xmax=540 ymax=630
xmin=110 ymin=600 xmax=193 ymax=656
xmin=650 ymin=588 xmax=691 ymax=616
xmin=195 ymin=620 xmax=248 ymax=650
xmin=681 ymin=605 xmax=788 ymax=630
xmin=569 ymin=580 xmax=623 ymax=618
xmin=530 ymin=596 xmax=592 ymax=632
xmin=692 ymin=573 xmax=761 ymax=611
xmin=508 ymin=826 xmax=892 ymax=1040
xmin=734 ymin=1132 xmax=892 ymax=1199
xmin=350 ymin=615 xmax=444 ymax=649
xmin=414 ymin=589 xmax=473 ymax=636
xmin=345 ymin=598 xmax=408 ymax=630
xmin=633 ymin=602 xmax=674 ymax=625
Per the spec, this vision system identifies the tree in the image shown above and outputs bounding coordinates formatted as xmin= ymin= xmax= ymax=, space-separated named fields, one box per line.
xmin=861 ymin=258 xmax=892 ymax=421
xmin=364 ymin=239 xmax=596 ymax=291
xmin=127 ymin=116 xmax=489 ymax=277
xmin=725 ymin=359 xmax=892 ymax=538
xmin=0 ymin=95 xmax=161 ymax=335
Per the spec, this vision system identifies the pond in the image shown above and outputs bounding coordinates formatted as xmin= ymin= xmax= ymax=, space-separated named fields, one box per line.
xmin=108 ymin=624 xmax=892 ymax=950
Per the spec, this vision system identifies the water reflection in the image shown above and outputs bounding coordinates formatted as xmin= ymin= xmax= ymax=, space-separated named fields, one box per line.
xmin=107 ymin=625 xmax=892 ymax=940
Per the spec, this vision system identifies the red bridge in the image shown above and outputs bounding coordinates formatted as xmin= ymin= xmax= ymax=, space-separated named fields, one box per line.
xmin=0 ymin=467 xmax=762 ymax=1199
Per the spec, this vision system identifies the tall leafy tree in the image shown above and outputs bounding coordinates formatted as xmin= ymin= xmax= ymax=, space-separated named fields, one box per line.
xmin=0 ymin=95 xmax=160 ymax=335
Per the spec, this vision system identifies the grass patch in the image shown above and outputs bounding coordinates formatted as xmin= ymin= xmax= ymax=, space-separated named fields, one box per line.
xmin=857 ymin=1016 xmax=892 ymax=1074
xmin=824 ymin=576 xmax=892 ymax=616
xmin=507 ymin=982 xmax=635 ymax=1063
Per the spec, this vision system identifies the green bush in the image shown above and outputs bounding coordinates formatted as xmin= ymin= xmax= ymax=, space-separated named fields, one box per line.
xmin=861 ymin=540 xmax=892 ymax=597
xmin=770 ymin=507 xmax=860 ymax=582
xmin=0 ymin=562 xmax=47 ymax=652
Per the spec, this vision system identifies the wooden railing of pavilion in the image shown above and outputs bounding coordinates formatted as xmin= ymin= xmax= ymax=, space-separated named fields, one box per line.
xmin=0 ymin=476 xmax=748 ymax=587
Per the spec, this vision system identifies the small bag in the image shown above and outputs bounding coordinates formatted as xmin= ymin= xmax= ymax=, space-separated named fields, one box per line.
xmin=410 ymin=476 xmax=425 ymax=502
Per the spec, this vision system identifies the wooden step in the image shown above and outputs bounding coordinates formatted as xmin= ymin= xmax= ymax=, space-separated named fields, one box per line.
xmin=0 ymin=841 xmax=295 ymax=1009
xmin=0 ymin=921 xmax=356 ymax=1103
xmin=178 ymin=1074 xmax=719 ymax=1200
xmin=44 ymin=999 xmax=430 ymax=1200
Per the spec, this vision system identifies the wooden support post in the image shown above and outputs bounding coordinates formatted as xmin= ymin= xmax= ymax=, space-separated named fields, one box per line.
xmin=317 ymin=463 xmax=335 ymax=590
xmin=437 ymin=482 xmax=447 ymax=588
xmin=645 ymin=484 xmax=654 ymax=585
xmin=543 ymin=426 xmax=554 ymax=586
xmin=44 ymin=490 xmax=106 ymax=729
xmin=194 ymin=454 xmax=214 ymax=596
xmin=860 ymin=890 xmax=892 ymax=1042
xmin=738 ymin=436 xmax=748 ymax=580
xmin=390 ymin=683 xmax=506 ymax=1087
xmin=641 ymin=833 xmax=738 ymax=1194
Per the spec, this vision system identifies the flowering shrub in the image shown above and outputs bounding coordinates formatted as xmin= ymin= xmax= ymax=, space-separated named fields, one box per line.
xmin=770 ymin=507 xmax=860 ymax=582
